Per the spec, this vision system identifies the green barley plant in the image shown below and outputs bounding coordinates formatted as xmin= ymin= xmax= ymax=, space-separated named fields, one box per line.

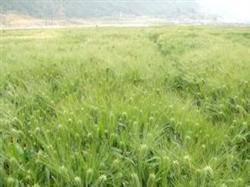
xmin=0 ymin=26 xmax=249 ymax=186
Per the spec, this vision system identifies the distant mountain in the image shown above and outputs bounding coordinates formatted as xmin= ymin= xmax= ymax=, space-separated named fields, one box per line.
xmin=0 ymin=0 xmax=199 ymax=19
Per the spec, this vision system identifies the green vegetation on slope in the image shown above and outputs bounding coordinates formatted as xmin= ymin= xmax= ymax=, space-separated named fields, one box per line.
xmin=0 ymin=0 xmax=198 ymax=19
xmin=0 ymin=26 xmax=249 ymax=186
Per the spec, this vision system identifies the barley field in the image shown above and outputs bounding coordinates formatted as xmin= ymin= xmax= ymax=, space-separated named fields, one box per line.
xmin=0 ymin=26 xmax=249 ymax=187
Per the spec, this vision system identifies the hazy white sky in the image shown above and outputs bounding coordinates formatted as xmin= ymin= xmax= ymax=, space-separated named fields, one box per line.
xmin=197 ymin=0 xmax=250 ymax=22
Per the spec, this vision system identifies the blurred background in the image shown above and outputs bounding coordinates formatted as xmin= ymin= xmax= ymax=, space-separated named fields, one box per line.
xmin=1 ymin=0 xmax=250 ymax=28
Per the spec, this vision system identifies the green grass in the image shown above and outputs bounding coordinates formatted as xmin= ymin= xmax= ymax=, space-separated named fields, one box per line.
xmin=0 ymin=26 xmax=249 ymax=187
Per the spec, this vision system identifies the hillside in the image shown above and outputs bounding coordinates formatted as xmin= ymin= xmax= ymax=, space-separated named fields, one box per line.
xmin=0 ymin=0 xmax=199 ymax=19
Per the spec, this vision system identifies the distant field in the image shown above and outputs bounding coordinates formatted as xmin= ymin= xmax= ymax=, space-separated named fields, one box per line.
xmin=0 ymin=26 xmax=249 ymax=186
xmin=0 ymin=13 xmax=166 ymax=29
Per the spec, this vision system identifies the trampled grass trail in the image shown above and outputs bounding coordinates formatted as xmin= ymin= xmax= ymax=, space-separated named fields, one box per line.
xmin=0 ymin=26 xmax=249 ymax=186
